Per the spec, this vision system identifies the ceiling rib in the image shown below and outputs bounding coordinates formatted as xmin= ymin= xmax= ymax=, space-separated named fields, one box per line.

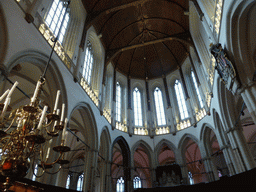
xmin=107 ymin=17 xmax=187 ymax=49
xmin=106 ymin=31 xmax=192 ymax=65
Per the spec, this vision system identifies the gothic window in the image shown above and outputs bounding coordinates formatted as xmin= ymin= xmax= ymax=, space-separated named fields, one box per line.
xmin=133 ymin=87 xmax=143 ymax=126
xmin=45 ymin=0 xmax=70 ymax=44
xmin=133 ymin=176 xmax=142 ymax=189
xmin=77 ymin=173 xmax=84 ymax=191
xmin=188 ymin=171 xmax=194 ymax=185
xmin=154 ymin=87 xmax=166 ymax=126
xmin=191 ymin=71 xmax=204 ymax=108
xmin=116 ymin=82 xmax=121 ymax=122
xmin=116 ymin=177 xmax=124 ymax=192
xmin=82 ymin=41 xmax=93 ymax=84
xmin=32 ymin=164 xmax=38 ymax=181
xmin=174 ymin=80 xmax=189 ymax=120
xmin=66 ymin=174 xmax=71 ymax=189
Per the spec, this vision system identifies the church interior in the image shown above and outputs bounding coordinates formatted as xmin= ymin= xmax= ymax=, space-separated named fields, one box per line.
xmin=1 ymin=0 xmax=256 ymax=191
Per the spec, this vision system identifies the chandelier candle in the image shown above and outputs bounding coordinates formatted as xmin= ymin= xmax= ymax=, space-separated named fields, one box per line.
xmin=53 ymin=90 xmax=60 ymax=113
xmin=0 ymin=89 xmax=9 ymax=102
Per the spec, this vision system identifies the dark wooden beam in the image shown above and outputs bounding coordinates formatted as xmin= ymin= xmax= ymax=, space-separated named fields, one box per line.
xmin=106 ymin=31 xmax=193 ymax=65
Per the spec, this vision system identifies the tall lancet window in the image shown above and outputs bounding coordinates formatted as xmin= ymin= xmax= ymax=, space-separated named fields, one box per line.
xmin=133 ymin=87 xmax=143 ymax=126
xmin=191 ymin=71 xmax=203 ymax=108
xmin=116 ymin=177 xmax=124 ymax=192
xmin=66 ymin=174 xmax=71 ymax=189
xmin=116 ymin=82 xmax=121 ymax=122
xmin=82 ymin=41 xmax=93 ymax=84
xmin=174 ymin=80 xmax=189 ymax=120
xmin=154 ymin=87 xmax=166 ymax=126
xmin=77 ymin=173 xmax=84 ymax=191
xmin=133 ymin=176 xmax=142 ymax=189
xmin=45 ymin=0 xmax=70 ymax=44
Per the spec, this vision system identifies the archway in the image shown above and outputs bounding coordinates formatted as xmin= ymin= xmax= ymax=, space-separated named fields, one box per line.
xmin=180 ymin=136 xmax=207 ymax=184
xmin=64 ymin=103 xmax=98 ymax=191
xmin=132 ymin=141 xmax=152 ymax=188
xmin=111 ymin=136 xmax=130 ymax=192
xmin=94 ymin=128 xmax=111 ymax=192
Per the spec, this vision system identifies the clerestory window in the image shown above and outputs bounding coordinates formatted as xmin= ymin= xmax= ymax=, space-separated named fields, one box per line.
xmin=45 ymin=0 xmax=70 ymax=44
xmin=82 ymin=41 xmax=94 ymax=84
xmin=154 ymin=87 xmax=166 ymax=126
xmin=174 ymin=80 xmax=189 ymax=120
xmin=191 ymin=71 xmax=203 ymax=108
xmin=133 ymin=87 xmax=143 ymax=126
xmin=116 ymin=82 xmax=121 ymax=122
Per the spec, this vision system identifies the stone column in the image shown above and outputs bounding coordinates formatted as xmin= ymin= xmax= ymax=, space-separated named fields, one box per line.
xmin=240 ymin=83 xmax=256 ymax=124
xmin=73 ymin=47 xmax=85 ymax=83
xmin=201 ymin=156 xmax=218 ymax=182
xmin=220 ymin=145 xmax=236 ymax=175
xmin=232 ymin=127 xmax=255 ymax=170
xmin=175 ymin=149 xmax=189 ymax=184
xmin=226 ymin=129 xmax=248 ymax=173
xmin=100 ymin=83 xmax=106 ymax=115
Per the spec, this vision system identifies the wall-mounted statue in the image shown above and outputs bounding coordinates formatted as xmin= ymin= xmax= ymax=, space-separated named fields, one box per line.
xmin=209 ymin=43 xmax=239 ymax=94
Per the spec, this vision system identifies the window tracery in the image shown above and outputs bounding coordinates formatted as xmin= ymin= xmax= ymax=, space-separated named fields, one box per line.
xmin=133 ymin=176 xmax=142 ymax=189
xmin=116 ymin=82 xmax=121 ymax=122
xmin=82 ymin=41 xmax=93 ymax=84
xmin=133 ymin=87 xmax=143 ymax=127
xmin=154 ymin=87 xmax=166 ymax=126
xmin=77 ymin=173 xmax=84 ymax=191
xmin=174 ymin=80 xmax=189 ymax=120
xmin=45 ymin=0 xmax=70 ymax=44
xmin=191 ymin=70 xmax=203 ymax=108
xmin=66 ymin=174 xmax=71 ymax=189
xmin=116 ymin=177 xmax=124 ymax=192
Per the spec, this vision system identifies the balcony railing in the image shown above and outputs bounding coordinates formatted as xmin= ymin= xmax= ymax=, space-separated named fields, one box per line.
xmin=155 ymin=126 xmax=170 ymax=135
xmin=103 ymin=108 xmax=111 ymax=124
xmin=213 ymin=0 xmax=223 ymax=37
xmin=134 ymin=127 xmax=149 ymax=136
xmin=196 ymin=108 xmax=207 ymax=122
xmin=80 ymin=78 xmax=99 ymax=107
xmin=115 ymin=122 xmax=128 ymax=133
xmin=176 ymin=119 xmax=191 ymax=131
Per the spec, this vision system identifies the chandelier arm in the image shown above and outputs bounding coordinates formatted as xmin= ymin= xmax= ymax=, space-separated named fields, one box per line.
xmin=45 ymin=126 xmax=61 ymax=136
xmin=43 ymin=152 xmax=63 ymax=166
xmin=33 ymin=166 xmax=46 ymax=178
xmin=24 ymin=142 xmax=36 ymax=160
xmin=1 ymin=137 xmax=10 ymax=152
xmin=44 ymin=165 xmax=62 ymax=175
xmin=4 ymin=117 xmax=16 ymax=132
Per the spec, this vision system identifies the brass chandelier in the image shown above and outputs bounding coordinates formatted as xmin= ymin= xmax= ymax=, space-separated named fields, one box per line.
xmin=0 ymin=0 xmax=71 ymax=191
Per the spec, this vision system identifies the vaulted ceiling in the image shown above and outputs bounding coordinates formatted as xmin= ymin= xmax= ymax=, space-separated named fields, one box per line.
xmin=82 ymin=0 xmax=191 ymax=79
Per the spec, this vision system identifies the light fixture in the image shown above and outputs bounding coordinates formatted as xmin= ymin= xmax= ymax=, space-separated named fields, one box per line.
xmin=0 ymin=1 xmax=71 ymax=191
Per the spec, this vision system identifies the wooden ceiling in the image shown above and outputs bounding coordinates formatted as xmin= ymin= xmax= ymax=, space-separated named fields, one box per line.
xmin=82 ymin=0 xmax=191 ymax=79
